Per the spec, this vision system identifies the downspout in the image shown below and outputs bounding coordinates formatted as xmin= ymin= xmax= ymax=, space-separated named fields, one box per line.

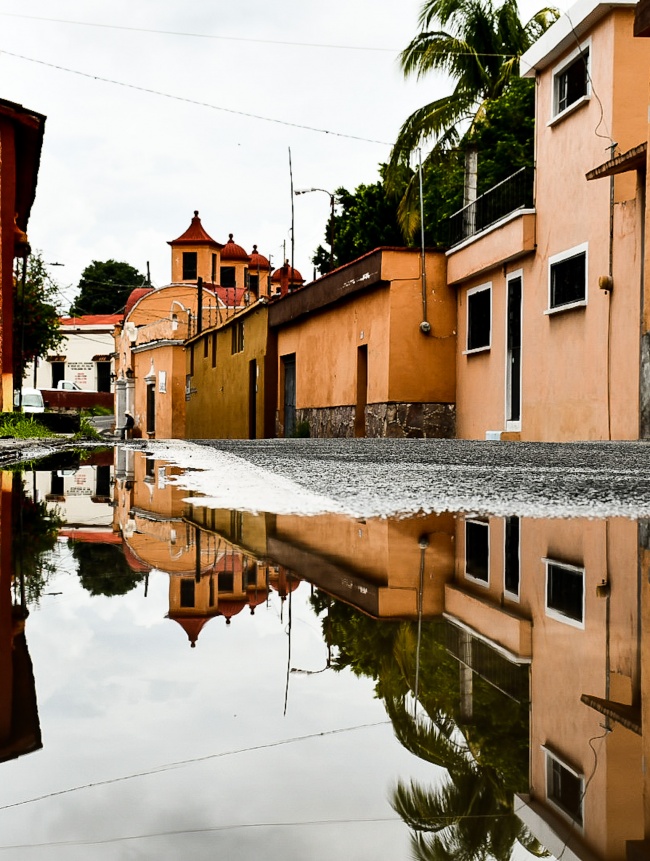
xmin=418 ymin=148 xmax=430 ymax=335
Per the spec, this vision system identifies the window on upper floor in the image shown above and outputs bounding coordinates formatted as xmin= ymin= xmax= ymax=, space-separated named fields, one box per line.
xmin=545 ymin=558 xmax=585 ymax=627
xmin=231 ymin=321 xmax=244 ymax=354
xmin=465 ymin=519 xmax=489 ymax=584
xmin=182 ymin=252 xmax=197 ymax=281
xmin=552 ymin=44 xmax=590 ymax=118
xmin=466 ymin=284 xmax=491 ymax=353
xmin=548 ymin=244 xmax=588 ymax=312
xmin=545 ymin=749 xmax=584 ymax=826
xmin=221 ymin=266 xmax=236 ymax=288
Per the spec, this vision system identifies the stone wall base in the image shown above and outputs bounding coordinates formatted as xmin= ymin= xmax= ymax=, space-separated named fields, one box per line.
xmin=290 ymin=402 xmax=455 ymax=439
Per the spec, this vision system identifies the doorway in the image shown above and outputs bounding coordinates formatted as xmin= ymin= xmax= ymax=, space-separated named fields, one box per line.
xmin=282 ymin=354 xmax=296 ymax=437
xmin=355 ymin=345 xmax=368 ymax=437
xmin=506 ymin=274 xmax=522 ymax=429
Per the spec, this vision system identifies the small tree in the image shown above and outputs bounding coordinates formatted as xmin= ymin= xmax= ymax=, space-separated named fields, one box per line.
xmin=13 ymin=251 xmax=64 ymax=387
xmin=69 ymin=259 xmax=145 ymax=316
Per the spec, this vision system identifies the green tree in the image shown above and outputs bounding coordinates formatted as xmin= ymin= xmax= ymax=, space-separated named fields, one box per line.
xmin=387 ymin=0 xmax=558 ymax=237
xmin=13 ymin=251 xmax=64 ymax=386
xmin=311 ymin=176 xmax=405 ymax=276
xmin=71 ymin=541 xmax=145 ymax=596
xmin=69 ymin=260 xmax=145 ymax=316
xmin=12 ymin=473 xmax=63 ymax=604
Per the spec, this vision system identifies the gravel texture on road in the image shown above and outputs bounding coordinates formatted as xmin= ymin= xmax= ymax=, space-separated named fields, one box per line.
xmin=145 ymin=438 xmax=650 ymax=520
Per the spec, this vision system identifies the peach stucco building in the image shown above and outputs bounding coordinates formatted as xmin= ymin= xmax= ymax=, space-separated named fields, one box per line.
xmin=270 ymin=247 xmax=457 ymax=438
xmin=448 ymin=0 xmax=650 ymax=441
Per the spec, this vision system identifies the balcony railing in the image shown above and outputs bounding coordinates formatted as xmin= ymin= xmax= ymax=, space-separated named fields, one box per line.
xmin=447 ymin=165 xmax=534 ymax=247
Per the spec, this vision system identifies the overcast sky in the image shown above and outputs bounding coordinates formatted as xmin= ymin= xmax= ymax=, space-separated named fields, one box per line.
xmin=0 ymin=0 xmax=567 ymax=312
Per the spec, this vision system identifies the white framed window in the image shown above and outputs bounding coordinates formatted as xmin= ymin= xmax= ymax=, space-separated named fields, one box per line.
xmin=546 ymin=243 xmax=588 ymax=314
xmin=550 ymin=40 xmax=591 ymax=121
xmin=465 ymin=283 xmax=491 ymax=353
xmin=465 ymin=519 xmax=489 ymax=585
xmin=158 ymin=370 xmax=167 ymax=393
xmin=544 ymin=747 xmax=584 ymax=826
xmin=544 ymin=558 xmax=585 ymax=628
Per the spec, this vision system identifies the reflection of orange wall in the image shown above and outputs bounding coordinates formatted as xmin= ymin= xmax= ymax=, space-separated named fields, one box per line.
xmin=452 ymin=515 xmax=643 ymax=858
xmin=274 ymin=511 xmax=455 ymax=617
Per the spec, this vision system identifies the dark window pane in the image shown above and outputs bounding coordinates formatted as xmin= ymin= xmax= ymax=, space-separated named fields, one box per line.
xmin=547 ymin=563 xmax=583 ymax=622
xmin=180 ymin=579 xmax=195 ymax=608
xmin=549 ymin=759 xmax=583 ymax=824
xmin=468 ymin=289 xmax=491 ymax=350
xmin=466 ymin=521 xmax=489 ymax=581
xmin=183 ymin=252 xmax=197 ymax=281
xmin=221 ymin=267 xmax=236 ymax=287
xmin=551 ymin=253 xmax=586 ymax=307
xmin=557 ymin=51 xmax=589 ymax=113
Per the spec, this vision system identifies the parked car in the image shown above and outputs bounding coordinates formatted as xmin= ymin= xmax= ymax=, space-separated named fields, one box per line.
xmin=56 ymin=380 xmax=83 ymax=391
xmin=14 ymin=388 xmax=45 ymax=413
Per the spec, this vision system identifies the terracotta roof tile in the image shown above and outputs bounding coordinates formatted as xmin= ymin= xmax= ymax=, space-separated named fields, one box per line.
xmin=249 ymin=244 xmax=270 ymax=271
xmin=221 ymin=234 xmax=250 ymax=262
xmin=59 ymin=314 xmax=123 ymax=327
xmin=168 ymin=211 xmax=223 ymax=248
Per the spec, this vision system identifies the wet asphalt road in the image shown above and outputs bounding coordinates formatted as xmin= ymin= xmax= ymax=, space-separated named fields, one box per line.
xmin=189 ymin=438 xmax=650 ymax=519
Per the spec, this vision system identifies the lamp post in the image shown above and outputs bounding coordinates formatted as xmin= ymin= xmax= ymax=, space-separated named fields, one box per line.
xmin=294 ymin=188 xmax=337 ymax=272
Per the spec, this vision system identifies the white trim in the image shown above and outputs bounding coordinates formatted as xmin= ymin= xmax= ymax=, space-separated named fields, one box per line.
xmin=543 ymin=746 xmax=585 ymax=828
xmin=504 ymin=270 xmax=523 ymax=430
xmin=547 ymin=94 xmax=591 ymax=127
xmin=547 ymin=242 xmax=589 ymax=312
xmin=521 ymin=0 xmax=632 ymax=77
xmin=544 ymin=557 xmax=585 ymax=629
xmin=550 ymin=38 xmax=592 ymax=119
xmin=446 ymin=208 xmax=535 ymax=256
xmin=466 ymin=282 xmax=492 ymax=353
xmin=442 ymin=614 xmax=532 ymax=665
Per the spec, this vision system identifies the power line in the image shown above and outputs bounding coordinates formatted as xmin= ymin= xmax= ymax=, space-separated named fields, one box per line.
xmin=0 ymin=12 xmax=397 ymax=53
xmin=0 ymin=721 xmax=390 ymax=813
xmin=0 ymin=49 xmax=393 ymax=146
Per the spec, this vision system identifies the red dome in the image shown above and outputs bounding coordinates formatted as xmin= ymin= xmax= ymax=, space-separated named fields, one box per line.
xmin=271 ymin=264 xmax=303 ymax=284
xmin=124 ymin=286 xmax=153 ymax=317
xmin=221 ymin=234 xmax=250 ymax=262
xmin=249 ymin=244 xmax=270 ymax=271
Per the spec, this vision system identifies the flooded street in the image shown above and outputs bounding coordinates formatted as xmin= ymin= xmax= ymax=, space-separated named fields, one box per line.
xmin=0 ymin=442 xmax=648 ymax=859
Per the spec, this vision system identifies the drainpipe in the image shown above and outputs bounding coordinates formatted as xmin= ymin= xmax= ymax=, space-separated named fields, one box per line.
xmin=418 ymin=149 xmax=430 ymax=335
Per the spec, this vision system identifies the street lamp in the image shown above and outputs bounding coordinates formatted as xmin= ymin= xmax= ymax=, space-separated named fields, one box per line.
xmin=294 ymin=187 xmax=336 ymax=271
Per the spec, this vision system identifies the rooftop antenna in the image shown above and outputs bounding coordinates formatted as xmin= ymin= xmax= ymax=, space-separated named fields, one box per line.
xmin=289 ymin=147 xmax=295 ymax=291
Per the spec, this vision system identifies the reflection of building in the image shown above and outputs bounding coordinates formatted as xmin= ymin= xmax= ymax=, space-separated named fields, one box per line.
xmin=268 ymin=511 xmax=456 ymax=619
xmin=33 ymin=451 xmax=114 ymax=526
xmin=448 ymin=514 xmax=644 ymax=860
xmin=0 ymin=472 xmax=41 ymax=763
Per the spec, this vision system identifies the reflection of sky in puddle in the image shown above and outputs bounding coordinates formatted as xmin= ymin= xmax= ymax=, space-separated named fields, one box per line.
xmin=0 ymin=449 xmax=648 ymax=860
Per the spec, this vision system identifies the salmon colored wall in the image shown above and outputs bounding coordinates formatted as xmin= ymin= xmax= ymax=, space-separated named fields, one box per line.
xmin=275 ymin=511 xmax=455 ymax=617
xmin=385 ymin=251 xmax=456 ymax=402
xmin=277 ymin=288 xmax=392 ymax=409
xmin=276 ymin=250 xmax=455 ymax=411
xmin=185 ymin=303 xmax=273 ymax=439
xmin=132 ymin=343 xmax=186 ymax=439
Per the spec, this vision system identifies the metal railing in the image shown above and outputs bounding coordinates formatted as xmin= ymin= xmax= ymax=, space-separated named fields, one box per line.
xmin=447 ymin=165 xmax=534 ymax=247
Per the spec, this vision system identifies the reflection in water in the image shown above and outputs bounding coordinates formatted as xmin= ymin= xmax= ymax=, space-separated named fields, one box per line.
xmin=0 ymin=447 xmax=648 ymax=860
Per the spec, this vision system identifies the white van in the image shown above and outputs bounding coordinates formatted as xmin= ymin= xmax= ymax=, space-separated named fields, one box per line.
xmin=14 ymin=388 xmax=45 ymax=413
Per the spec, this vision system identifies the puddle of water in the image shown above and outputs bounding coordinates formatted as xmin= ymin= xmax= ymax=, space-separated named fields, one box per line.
xmin=0 ymin=448 xmax=647 ymax=859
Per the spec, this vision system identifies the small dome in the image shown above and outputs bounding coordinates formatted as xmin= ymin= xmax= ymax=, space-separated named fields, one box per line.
xmin=221 ymin=234 xmax=250 ymax=262
xmin=271 ymin=263 xmax=303 ymax=284
xmin=249 ymin=244 xmax=270 ymax=271
xmin=124 ymin=286 xmax=153 ymax=317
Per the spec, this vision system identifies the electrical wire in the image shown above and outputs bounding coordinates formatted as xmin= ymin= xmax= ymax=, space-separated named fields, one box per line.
xmin=0 ymin=48 xmax=393 ymax=146
xmin=0 ymin=12 xmax=397 ymax=53
xmin=0 ymin=721 xmax=390 ymax=813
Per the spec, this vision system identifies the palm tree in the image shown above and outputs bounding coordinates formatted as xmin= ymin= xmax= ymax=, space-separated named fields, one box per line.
xmin=387 ymin=0 xmax=558 ymax=237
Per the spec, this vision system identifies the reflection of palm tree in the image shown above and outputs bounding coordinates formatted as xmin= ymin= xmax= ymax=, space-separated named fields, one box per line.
xmin=387 ymin=697 xmax=546 ymax=861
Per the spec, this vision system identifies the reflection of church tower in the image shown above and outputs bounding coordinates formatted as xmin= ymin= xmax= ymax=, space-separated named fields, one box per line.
xmin=168 ymin=211 xmax=224 ymax=285
xmin=167 ymin=527 xmax=271 ymax=647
